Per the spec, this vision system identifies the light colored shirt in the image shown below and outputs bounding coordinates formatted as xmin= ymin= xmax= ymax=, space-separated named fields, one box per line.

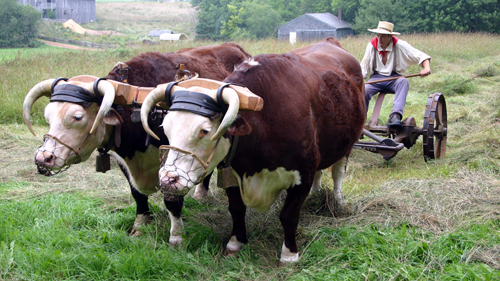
xmin=360 ymin=38 xmax=431 ymax=79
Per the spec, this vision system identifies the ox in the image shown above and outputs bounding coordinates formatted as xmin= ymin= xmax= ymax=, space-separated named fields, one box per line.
xmin=105 ymin=43 xmax=251 ymax=85
xmin=140 ymin=37 xmax=365 ymax=263
xmin=22 ymin=43 xmax=251 ymax=239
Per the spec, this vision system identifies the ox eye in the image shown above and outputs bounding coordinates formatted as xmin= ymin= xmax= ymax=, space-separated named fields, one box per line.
xmin=199 ymin=128 xmax=211 ymax=138
xmin=73 ymin=115 xmax=83 ymax=121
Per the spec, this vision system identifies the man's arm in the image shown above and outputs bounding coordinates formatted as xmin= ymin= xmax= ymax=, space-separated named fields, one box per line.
xmin=360 ymin=43 xmax=374 ymax=79
xmin=420 ymin=59 xmax=431 ymax=77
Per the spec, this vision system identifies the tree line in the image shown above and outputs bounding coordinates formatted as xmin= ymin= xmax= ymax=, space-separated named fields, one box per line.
xmin=193 ymin=0 xmax=500 ymax=40
xmin=0 ymin=0 xmax=41 ymax=48
xmin=3 ymin=0 xmax=500 ymax=47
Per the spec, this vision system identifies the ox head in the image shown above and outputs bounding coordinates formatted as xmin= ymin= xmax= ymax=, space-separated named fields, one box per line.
xmin=23 ymin=78 xmax=121 ymax=175
xmin=140 ymin=83 xmax=251 ymax=196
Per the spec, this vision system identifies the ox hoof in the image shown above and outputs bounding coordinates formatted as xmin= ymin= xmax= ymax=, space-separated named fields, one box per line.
xmin=326 ymin=192 xmax=346 ymax=218
xmin=130 ymin=229 xmax=144 ymax=237
xmin=129 ymin=214 xmax=151 ymax=237
xmin=280 ymin=243 xmax=299 ymax=264
xmin=192 ymin=183 xmax=208 ymax=201
xmin=169 ymin=235 xmax=183 ymax=245
xmin=224 ymin=248 xmax=239 ymax=258
xmin=279 ymin=255 xmax=299 ymax=265
xmin=330 ymin=201 xmax=346 ymax=218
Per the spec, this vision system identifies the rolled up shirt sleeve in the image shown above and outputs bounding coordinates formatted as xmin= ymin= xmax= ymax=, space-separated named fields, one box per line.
xmin=395 ymin=40 xmax=431 ymax=75
xmin=360 ymin=43 xmax=375 ymax=79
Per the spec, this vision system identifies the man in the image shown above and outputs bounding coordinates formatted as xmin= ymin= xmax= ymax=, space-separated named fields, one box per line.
xmin=360 ymin=21 xmax=431 ymax=127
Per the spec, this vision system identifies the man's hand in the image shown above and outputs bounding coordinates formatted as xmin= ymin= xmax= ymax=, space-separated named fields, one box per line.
xmin=420 ymin=59 xmax=431 ymax=77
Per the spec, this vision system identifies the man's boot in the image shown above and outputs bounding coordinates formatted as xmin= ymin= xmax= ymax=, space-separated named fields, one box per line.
xmin=387 ymin=112 xmax=402 ymax=127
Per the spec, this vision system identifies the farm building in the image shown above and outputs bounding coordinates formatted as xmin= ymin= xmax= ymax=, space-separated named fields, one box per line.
xmin=278 ymin=12 xmax=353 ymax=44
xmin=17 ymin=0 xmax=95 ymax=24
xmin=148 ymin=30 xmax=173 ymax=37
xmin=160 ymin=33 xmax=188 ymax=41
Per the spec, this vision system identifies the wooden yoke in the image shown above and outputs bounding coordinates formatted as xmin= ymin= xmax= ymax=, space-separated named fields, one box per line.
xmin=169 ymin=78 xmax=263 ymax=111
xmin=67 ymin=75 xmax=154 ymax=105
xmin=65 ymin=76 xmax=263 ymax=111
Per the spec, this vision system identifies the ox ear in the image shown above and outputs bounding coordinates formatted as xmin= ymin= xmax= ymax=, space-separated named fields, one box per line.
xmin=227 ymin=115 xmax=252 ymax=136
xmin=103 ymin=108 xmax=123 ymax=126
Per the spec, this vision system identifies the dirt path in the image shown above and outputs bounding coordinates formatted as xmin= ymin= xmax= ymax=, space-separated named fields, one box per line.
xmin=39 ymin=39 xmax=100 ymax=51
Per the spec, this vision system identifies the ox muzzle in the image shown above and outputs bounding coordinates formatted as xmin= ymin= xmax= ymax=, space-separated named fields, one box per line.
xmin=158 ymin=139 xmax=220 ymax=196
xmin=35 ymin=134 xmax=89 ymax=176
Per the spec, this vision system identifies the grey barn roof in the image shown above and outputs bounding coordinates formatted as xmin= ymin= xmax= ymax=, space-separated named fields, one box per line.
xmin=306 ymin=13 xmax=351 ymax=29
xmin=278 ymin=12 xmax=353 ymax=41
xmin=148 ymin=30 xmax=173 ymax=37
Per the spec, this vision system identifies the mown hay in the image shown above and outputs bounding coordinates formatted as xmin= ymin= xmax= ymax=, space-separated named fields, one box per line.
xmin=301 ymin=168 xmax=500 ymax=235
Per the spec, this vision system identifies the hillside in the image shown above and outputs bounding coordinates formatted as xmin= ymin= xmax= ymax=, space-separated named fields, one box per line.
xmin=40 ymin=2 xmax=196 ymax=44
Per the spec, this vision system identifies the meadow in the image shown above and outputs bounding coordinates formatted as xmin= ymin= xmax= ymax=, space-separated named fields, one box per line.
xmin=1 ymin=4 xmax=500 ymax=279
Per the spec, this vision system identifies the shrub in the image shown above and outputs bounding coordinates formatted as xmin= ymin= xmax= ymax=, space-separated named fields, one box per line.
xmin=0 ymin=0 xmax=41 ymax=48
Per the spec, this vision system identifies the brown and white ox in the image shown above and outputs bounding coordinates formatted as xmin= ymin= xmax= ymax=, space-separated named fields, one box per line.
xmin=22 ymin=43 xmax=251 ymax=240
xmin=140 ymin=37 xmax=365 ymax=263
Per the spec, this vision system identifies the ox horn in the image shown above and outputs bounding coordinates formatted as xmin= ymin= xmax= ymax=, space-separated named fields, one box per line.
xmin=140 ymin=86 xmax=165 ymax=141
xmin=23 ymin=79 xmax=56 ymax=136
xmin=140 ymin=85 xmax=240 ymax=142
xmin=89 ymin=80 xmax=116 ymax=135
xmin=210 ymin=88 xmax=240 ymax=141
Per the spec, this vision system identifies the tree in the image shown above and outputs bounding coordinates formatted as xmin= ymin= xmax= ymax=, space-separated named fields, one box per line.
xmin=353 ymin=0 xmax=413 ymax=34
xmin=331 ymin=0 xmax=361 ymax=23
xmin=0 ymin=0 xmax=41 ymax=47
xmin=245 ymin=1 xmax=281 ymax=38
xmin=220 ymin=4 xmax=244 ymax=38
xmin=334 ymin=0 xmax=500 ymax=34
xmin=299 ymin=0 xmax=332 ymax=14
xmin=221 ymin=0 xmax=281 ymax=39
xmin=193 ymin=0 xmax=231 ymax=40
xmin=267 ymin=0 xmax=301 ymax=22
xmin=406 ymin=0 xmax=500 ymax=33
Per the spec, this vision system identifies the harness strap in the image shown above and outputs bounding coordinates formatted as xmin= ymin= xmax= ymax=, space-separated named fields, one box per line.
xmin=158 ymin=137 xmax=221 ymax=183
xmin=51 ymin=77 xmax=68 ymax=93
xmin=97 ymin=125 xmax=116 ymax=155
xmin=215 ymin=83 xmax=246 ymax=113
xmin=205 ymin=137 xmax=222 ymax=168
xmin=220 ymin=135 xmax=239 ymax=168
xmin=43 ymin=133 xmax=84 ymax=164
xmin=92 ymin=78 xmax=108 ymax=105
xmin=165 ymin=81 xmax=180 ymax=107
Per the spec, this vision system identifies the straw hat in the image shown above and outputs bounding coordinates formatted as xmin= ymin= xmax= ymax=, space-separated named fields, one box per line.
xmin=368 ymin=21 xmax=400 ymax=35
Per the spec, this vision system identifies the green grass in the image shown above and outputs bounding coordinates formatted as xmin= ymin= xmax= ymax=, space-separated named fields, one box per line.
xmin=0 ymin=185 xmax=498 ymax=280
xmin=0 ymin=44 xmax=69 ymax=62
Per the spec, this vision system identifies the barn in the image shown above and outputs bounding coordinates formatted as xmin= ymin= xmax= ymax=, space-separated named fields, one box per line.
xmin=17 ymin=0 xmax=95 ymax=24
xmin=148 ymin=30 xmax=174 ymax=37
xmin=278 ymin=12 xmax=353 ymax=44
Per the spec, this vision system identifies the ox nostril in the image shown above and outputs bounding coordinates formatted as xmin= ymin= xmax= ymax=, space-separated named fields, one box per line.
xmin=161 ymin=172 xmax=179 ymax=186
xmin=36 ymin=151 xmax=54 ymax=166
xmin=168 ymin=176 xmax=179 ymax=184
xmin=44 ymin=154 xmax=54 ymax=164
xmin=161 ymin=176 xmax=178 ymax=185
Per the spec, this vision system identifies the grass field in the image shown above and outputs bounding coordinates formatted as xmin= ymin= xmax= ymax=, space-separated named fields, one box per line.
xmin=1 ymin=6 xmax=500 ymax=279
xmin=0 ymin=44 xmax=71 ymax=62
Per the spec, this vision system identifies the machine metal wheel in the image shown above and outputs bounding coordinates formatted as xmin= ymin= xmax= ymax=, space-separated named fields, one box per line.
xmin=423 ymin=93 xmax=447 ymax=161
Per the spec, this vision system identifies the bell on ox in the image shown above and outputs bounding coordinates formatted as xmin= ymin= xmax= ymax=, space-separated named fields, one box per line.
xmin=95 ymin=149 xmax=111 ymax=173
